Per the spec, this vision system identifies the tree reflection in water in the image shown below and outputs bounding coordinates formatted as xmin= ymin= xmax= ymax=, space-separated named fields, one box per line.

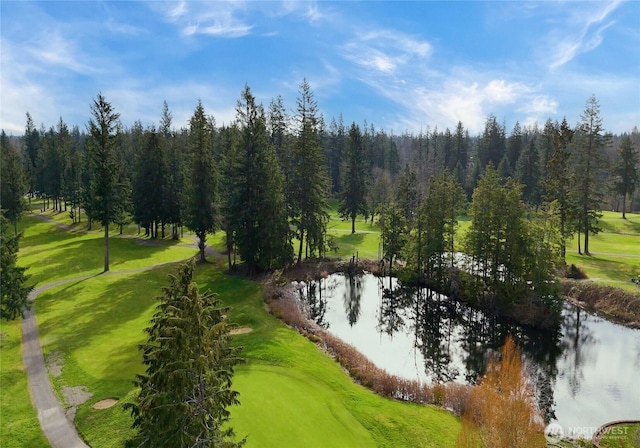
xmin=343 ymin=273 xmax=363 ymax=327
xmin=559 ymin=305 xmax=597 ymax=398
xmin=301 ymin=274 xmax=565 ymax=423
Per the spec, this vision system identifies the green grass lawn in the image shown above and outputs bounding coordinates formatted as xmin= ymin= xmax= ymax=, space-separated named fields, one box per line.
xmin=565 ymin=211 xmax=640 ymax=291
xmin=598 ymin=422 xmax=640 ymax=448
xmin=0 ymin=318 xmax=49 ymax=448
xmin=8 ymin=205 xmax=637 ymax=448
xmin=8 ymin=212 xmax=460 ymax=447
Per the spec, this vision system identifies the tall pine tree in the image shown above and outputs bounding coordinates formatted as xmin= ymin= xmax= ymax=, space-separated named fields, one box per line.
xmin=185 ymin=101 xmax=220 ymax=262
xmin=229 ymin=85 xmax=292 ymax=273
xmin=86 ymin=93 xmax=126 ymax=272
xmin=339 ymin=123 xmax=368 ymax=234
xmin=573 ymin=95 xmax=607 ymax=255
xmin=613 ymin=135 xmax=639 ymax=219
xmin=0 ymin=132 xmax=27 ymax=234
xmin=290 ymin=80 xmax=330 ymax=262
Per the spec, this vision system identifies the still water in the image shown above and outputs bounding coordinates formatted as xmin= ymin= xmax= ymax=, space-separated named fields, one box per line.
xmin=299 ymin=273 xmax=640 ymax=434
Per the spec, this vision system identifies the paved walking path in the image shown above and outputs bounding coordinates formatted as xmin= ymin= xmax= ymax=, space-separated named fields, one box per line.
xmin=23 ymin=278 xmax=93 ymax=448
xmin=21 ymin=213 xmax=223 ymax=447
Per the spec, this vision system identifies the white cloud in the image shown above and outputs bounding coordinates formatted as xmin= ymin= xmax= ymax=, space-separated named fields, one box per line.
xmin=548 ymin=1 xmax=623 ymax=69
xmin=25 ymin=30 xmax=98 ymax=75
xmin=158 ymin=1 xmax=253 ymax=38
xmin=344 ymin=29 xmax=432 ymax=76
xmin=0 ymin=32 xmax=97 ymax=134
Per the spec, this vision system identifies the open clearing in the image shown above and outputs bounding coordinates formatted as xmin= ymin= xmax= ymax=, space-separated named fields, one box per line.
xmin=6 ymin=211 xmax=459 ymax=447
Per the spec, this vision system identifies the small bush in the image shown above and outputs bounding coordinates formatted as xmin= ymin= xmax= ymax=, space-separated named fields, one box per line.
xmin=562 ymin=263 xmax=588 ymax=279
xmin=456 ymin=337 xmax=545 ymax=448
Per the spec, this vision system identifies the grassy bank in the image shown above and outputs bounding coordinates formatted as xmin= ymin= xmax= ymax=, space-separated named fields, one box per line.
xmin=8 ymin=212 xmax=460 ymax=447
xmin=0 ymin=318 xmax=49 ymax=448
xmin=565 ymin=211 xmax=640 ymax=292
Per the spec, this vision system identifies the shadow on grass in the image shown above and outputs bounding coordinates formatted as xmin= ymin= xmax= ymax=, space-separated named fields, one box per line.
xmin=36 ymin=268 xmax=174 ymax=382
xmin=337 ymin=232 xmax=366 ymax=251
xmin=25 ymin=237 xmax=191 ymax=285
xmin=598 ymin=217 xmax=640 ymax=234
xmin=574 ymin=255 xmax=635 ymax=282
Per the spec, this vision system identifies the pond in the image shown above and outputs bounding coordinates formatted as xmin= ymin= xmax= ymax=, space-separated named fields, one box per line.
xmin=299 ymin=273 xmax=640 ymax=437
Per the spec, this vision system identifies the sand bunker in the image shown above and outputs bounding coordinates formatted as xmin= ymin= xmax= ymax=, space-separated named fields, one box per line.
xmin=92 ymin=398 xmax=118 ymax=410
xmin=229 ymin=327 xmax=253 ymax=335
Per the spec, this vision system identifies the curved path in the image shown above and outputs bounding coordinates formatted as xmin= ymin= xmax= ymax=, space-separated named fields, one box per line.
xmin=22 ymin=213 xmax=217 ymax=447
xmin=23 ymin=278 xmax=94 ymax=448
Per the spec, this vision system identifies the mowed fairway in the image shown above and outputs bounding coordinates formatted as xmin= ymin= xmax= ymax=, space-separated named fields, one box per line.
xmin=565 ymin=211 xmax=640 ymax=290
xmin=7 ymin=212 xmax=460 ymax=447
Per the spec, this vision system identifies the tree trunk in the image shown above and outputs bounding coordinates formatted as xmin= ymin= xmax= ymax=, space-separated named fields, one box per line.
xmin=622 ymin=193 xmax=627 ymax=219
xmin=297 ymin=229 xmax=304 ymax=265
xmin=351 ymin=215 xmax=356 ymax=234
xmin=584 ymin=216 xmax=590 ymax=255
xmin=104 ymin=222 xmax=109 ymax=272
xmin=577 ymin=229 xmax=582 ymax=255
xmin=198 ymin=232 xmax=206 ymax=263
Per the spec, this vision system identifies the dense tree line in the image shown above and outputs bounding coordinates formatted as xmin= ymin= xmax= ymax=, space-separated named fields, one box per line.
xmin=3 ymin=90 xmax=639 ymax=278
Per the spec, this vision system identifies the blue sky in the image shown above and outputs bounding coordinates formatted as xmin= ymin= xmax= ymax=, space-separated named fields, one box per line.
xmin=1 ymin=1 xmax=638 ymax=136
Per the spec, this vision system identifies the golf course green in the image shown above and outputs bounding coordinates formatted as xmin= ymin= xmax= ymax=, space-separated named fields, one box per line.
xmin=3 ymin=211 xmax=459 ymax=447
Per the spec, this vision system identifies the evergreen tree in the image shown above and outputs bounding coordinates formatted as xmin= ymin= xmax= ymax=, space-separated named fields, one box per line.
xmin=452 ymin=121 xmax=469 ymax=187
xmin=327 ymin=115 xmax=346 ymax=194
xmin=160 ymin=102 xmax=185 ymax=240
xmin=380 ymin=202 xmax=406 ymax=274
xmin=219 ymin=124 xmax=241 ymax=269
xmin=185 ymin=101 xmax=220 ymax=262
xmin=85 ymin=93 xmax=126 ymax=272
xmin=464 ymin=165 xmax=526 ymax=302
xmin=477 ymin=115 xmax=506 ymax=170
xmin=63 ymin=125 xmax=85 ymax=224
xmin=23 ymin=112 xmax=40 ymax=197
xmin=126 ymin=260 xmax=244 ymax=448
xmin=290 ymin=80 xmax=330 ymax=262
xmin=515 ymin=136 xmax=541 ymax=206
xmin=339 ymin=123 xmax=369 ymax=234
xmin=573 ymin=95 xmax=607 ymax=255
xmin=419 ymin=171 xmax=466 ymax=288
xmin=545 ymin=118 xmax=576 ymax=261
xmin=613 ymin=135 xmax=639 ymax=219
xmin=0 ymin=213 xmax=33 ymax=320
xmin=133 ymin=129 xmax=167 ymax=238
xmin=0 ymin=132 xmax=27 ymax=234
xmin=537 ymin=119 xmax=556 ymax=186
xmin=230 ymin=85 xmax=292 ymax=272
xmin=506 ymin=121 xmax=523 ymax=171
xmin=395 ymin=164 xmax=420 ymax=227
xmin=497 ymin=154 xmax=512 ymax=179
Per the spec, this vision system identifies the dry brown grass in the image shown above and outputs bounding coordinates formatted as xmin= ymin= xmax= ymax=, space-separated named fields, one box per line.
xmin=561 ymin=280 xmax=640 ymax=328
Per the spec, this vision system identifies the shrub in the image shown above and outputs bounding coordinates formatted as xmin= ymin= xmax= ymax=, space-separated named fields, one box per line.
xmin=561 ymin=280 xmax=640 ymax=327
xmin=456 ymin=336 xmax=545 ymax=448
xmin=562 ymin=263 xmax=588 ymax=279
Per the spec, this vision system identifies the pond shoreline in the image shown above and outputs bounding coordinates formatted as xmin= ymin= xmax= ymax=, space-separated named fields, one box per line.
xmin=274 ymin=258 xmax=640 ymax=331
xmin=263 ymin=261 xmax=639 ymax=442
xmin=262 ymin=265 xmax=471 ymax=416
xmin=561 ymin=280 xmax=640 ymax=330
